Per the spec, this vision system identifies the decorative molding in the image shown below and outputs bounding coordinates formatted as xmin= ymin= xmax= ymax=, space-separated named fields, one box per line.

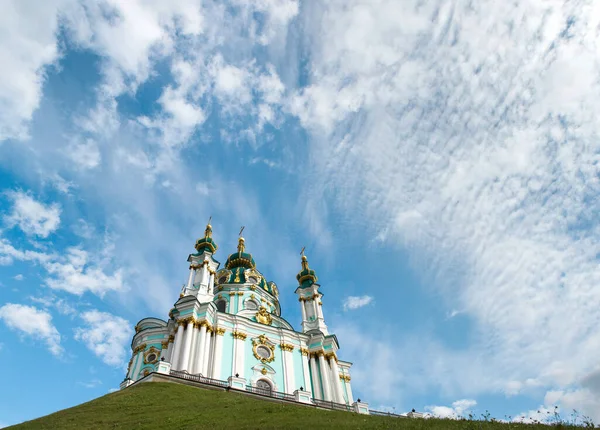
xmin=232 ymin=330 xmax=247 ymax=340
xmin=133 ymin=343 xmax=147 ymax=354
xmin=216 ymin=327 xmax=226 ymax=336
xmin=161 ymin=341 xmax=169 ymax=349
xmin=250 ymin=285 xmax=256 ymax=291
xmin=325 ymin=352 xmax=339 ymax=363
xmin=340 ymin=374 xmax=351 ymax=382
xmin=279 ymin=343 xmax=294 ymax=352
xmin=236 ymin=292 xmax=244 ymax=296
xmin=168 ymin=335 xmax=175 ymax=343
xmin=261 ymin=367 xmax=268 ymax=375
xmin=300 ymin=347 xmax=310 ymax=356
xmin=255 ymin=307 xmax=273 ymax=325
xmin=144 ymin=347 xmax=160 ymax=364
xmin=229 ymin=291 xmax=236 ymax=296
xmin=252 ymin=334 xmax=275 ymax=363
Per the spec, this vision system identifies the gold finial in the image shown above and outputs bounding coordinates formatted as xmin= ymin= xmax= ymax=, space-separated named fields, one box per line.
xmin=205 ymin=216 xmax=213 ymax=238
xmin=237 ymin=226 xmax=245 ymax=252
xmin=301 ymin=248 xmax=309 ymax=270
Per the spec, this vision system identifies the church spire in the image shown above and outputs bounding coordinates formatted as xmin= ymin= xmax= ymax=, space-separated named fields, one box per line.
xmin=296 ymin=251 xmax=318 ymax=288
xmin=194 ymin=218 xmax=218 ymax=254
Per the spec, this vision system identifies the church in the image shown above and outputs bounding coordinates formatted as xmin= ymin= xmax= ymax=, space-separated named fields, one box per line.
xmin=120 ymin=223 xmax=362 ymax=410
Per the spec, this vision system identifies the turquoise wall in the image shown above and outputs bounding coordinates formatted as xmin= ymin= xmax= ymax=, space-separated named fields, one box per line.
xmin=220 ymin=333 xmax=234 ymax=380
xmin=292 ymin=349 xmax=306 ymax=392
xmin=243 ymin=330 xmax=284 ymax=391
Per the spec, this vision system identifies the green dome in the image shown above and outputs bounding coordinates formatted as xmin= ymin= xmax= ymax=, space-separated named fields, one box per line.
xmin=296 ymin=255 xmax=318 ymax=287
xmin=195 ymin=224 xmax=218 ymax=254
xmin=225 ymin=238 xmax=256 ymax=270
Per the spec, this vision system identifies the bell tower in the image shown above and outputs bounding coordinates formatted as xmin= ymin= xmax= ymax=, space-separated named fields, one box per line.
xmin=181 ymin=221 xmax=219 ymax=303
xmin=295 ymin=252 xmax=328 ymax=334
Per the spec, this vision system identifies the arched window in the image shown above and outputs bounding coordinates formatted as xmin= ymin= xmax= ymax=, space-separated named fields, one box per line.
xmin=256 ymin=379 xmax=272 ymax=396
xmin=216 ymin=300 xmax=227 ymax=312
xmin=245 ymin=300 xmax=259 ymax=310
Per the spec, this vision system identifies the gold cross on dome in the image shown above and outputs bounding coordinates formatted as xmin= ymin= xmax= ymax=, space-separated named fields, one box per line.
xmin=239 ymin=226 xmax=245 ymax=237
xmin=300 ymin=246 xmax=305 ymax=256
xmin=207 ymin=215 xmax=212 ymax=225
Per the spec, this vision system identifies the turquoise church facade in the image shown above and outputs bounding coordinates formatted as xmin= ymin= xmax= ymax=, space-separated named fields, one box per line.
xmin=121 ymin=223 xmax=355 ymax=406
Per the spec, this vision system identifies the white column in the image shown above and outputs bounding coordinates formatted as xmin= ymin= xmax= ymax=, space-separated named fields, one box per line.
xmin=309 ymin=355 xmax=322 ymax=399
xmin=232 ymin=334 xmax=246 ymax=378
xmin=195 ymin=324 xmax=207 ymax=375
xmin=208 ymin=273 xmax=215 ymax=293
xmin=316 ymin=297 xmax=324 ymax=320
xmin=206 ymin=331 xmax=215 ymax=377
xmin=300 ymin=300 xmax=307 ymax=323
xmin=187 ymin=267 xmax=195 ymax=289
xmin=301 ymin=351 xmax=311 ymax=393
xmin=237 ymin=293 xmax=243 ymax=311
xmin=188 ymin=325 xmax=199 ymax=373
xmin=284 ymin=349 xmax=295 ymax=393
xmin=285 ymin=351 xmax=299 ymax=394
xmin=171 ymin=325 xmax=184 ymax=370
xmin=179 ymin=320 xmax=195 ymax=371
xmin=344 ymin=378 xmax=354 ymax=403
xmin=231 ymin=333 xmax=237 ymax=376
xmin=318 ymin=352 xmax=332 ymax=401
xmin=201 ymin=265 xmax=209 ymax=286
xmin=212 ymin=329 xmax=225 ymax=379
xmin=202 ymin=329 xmax=212 ymax=376
xmin=330 ymin=357 xmax=344 ymax=403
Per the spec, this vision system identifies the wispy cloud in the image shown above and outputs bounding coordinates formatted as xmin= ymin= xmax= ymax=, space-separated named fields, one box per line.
xmin=290 ymin=0 xmax=600 ymax=419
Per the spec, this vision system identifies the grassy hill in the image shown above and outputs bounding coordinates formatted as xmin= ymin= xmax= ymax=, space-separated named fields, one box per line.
xmin=8 ymin=382 xmax=586 ymax=429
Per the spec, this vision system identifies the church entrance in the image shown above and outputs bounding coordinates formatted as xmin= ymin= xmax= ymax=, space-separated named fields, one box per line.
xmin=256 ymin=379 xmax=272 ymax=396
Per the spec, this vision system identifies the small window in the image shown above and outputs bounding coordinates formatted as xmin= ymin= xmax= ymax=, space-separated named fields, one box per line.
xmin=219 ymin=275 xmax=228 ymax=284
xmin=256 ymin=345 xmax=272 ymax=360
xmin=216 ymin=300 xmax=227 ymax=312
xmin=146 ymin=353 xmax=157 ymax=363
xmin=245 ymin=300 xmax=259 ymax=310
xmin=256 ymin=379 xmax=272 ymax=395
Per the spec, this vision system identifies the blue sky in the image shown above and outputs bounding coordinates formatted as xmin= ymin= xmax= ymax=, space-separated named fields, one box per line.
xmin=1 ymin=0 xmax=600 ymax=427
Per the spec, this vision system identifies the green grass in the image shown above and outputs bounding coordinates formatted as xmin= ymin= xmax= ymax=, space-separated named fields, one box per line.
xmin=8 ymin=382 xmax=588 ymax=429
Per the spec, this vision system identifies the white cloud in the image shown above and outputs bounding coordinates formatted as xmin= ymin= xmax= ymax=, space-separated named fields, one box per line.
xmin=0 ymin=0 xmax=66 ymax=141
xmin=342 ymin=295 xmax=373 ymax=311
xmin=290 ymin=0 xmax=600 ymax=420
xmin=0 ymin=303 xmax=63 ymax=356
xmin=44 ymin=247 xmax=125 ymax=297
xmin=4 ymin=191 xmax=61 ymax=238
xmin=74 ymin=310 xmax=132 ymax=367
xmin=13 ymin=274 xmax=23 ymax=281
xmin=0 ymin=238 xmax=52 ymax=265
xmin=426 ymin=399 xmax=477 ymax=419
